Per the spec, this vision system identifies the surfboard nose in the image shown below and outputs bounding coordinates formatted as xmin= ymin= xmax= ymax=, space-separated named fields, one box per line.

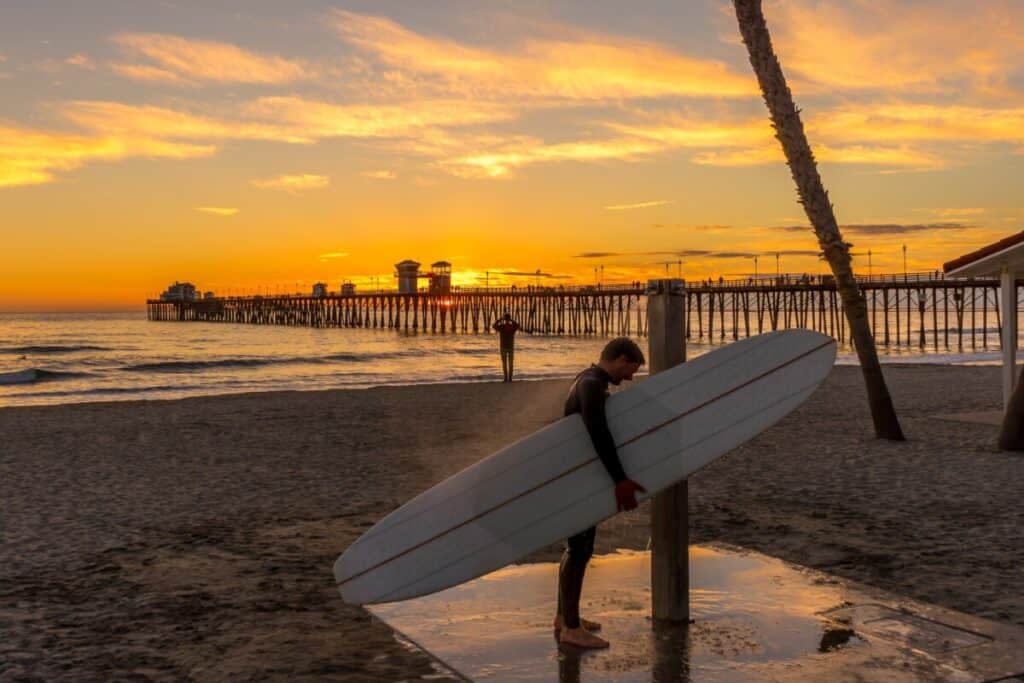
xmin=334 ymin=541 xmax=368 ymax=602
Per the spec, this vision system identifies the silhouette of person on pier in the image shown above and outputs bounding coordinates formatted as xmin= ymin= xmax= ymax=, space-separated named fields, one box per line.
xmin=493 ymin=312 xmax=520 ymax=382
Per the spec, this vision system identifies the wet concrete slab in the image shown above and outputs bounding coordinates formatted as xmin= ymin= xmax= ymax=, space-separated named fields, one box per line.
xmin=368 ymin=544 xmax=1024 ymax=682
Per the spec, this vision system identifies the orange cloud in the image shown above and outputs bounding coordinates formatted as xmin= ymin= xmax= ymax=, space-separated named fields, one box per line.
xmin=766 ymin=0 xmax=1024 ymax=95
xmin=65 ymin=54 xmax=95 ymax=70
xmin=440 ymin=136 xmax=663 ymax=178
xmin=330 ymin=9 xmax=756 ymax=100
xmin=604 ymin=200 xmax=672 ymax=211
xmin=245 ymin=96 xmax=515 ymax=138
xmin=812 ymin=103 xmax=1024 ymax=144
xmin=63 ymin=98 xmax=502 ymax=149
xmin=250 ymin=174 xmax=330 ymax=192
xmin=690 ymin=142 xmax=944 ymax=170
xmin=611 ymin=107 xmax=990 ymax=170
xmin=362 ymin=170 xmax=396 ymax=179
xmin=111 ymin=33 xmax=313 ymax=85
xmin=194 ymin=207 xmax=239 ymax=216
xmin=0 ymin=122 xmax=214 ymax=188
xmin=0 ymin=95 xmax=518 ymax=187
xmin=23 ymin=95 xmax=1003 ymax=187
xmin=318 ymin=251 xmax=349 ymax=261
xmin=609 ymin=115 xmax=775 ymax=150
xmin=109 ymin=63 xmax=189 ymax=85
xmin=61 ymin=100 xmax=310 ymax=143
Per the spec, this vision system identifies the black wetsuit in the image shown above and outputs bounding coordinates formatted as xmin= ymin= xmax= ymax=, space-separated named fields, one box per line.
xmin=558 ymin=365 xmax=627 ymax=630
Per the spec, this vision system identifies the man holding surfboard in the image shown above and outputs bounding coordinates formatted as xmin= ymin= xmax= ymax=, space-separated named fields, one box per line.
xmin=556 ymin=337 xmax=647 ymax=649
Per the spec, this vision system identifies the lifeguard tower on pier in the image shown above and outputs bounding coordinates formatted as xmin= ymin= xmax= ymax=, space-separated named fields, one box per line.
xmin=429 ymin=261 xmax=452 ymax=294
xmin=394 ymin=259 xmax=453 ymax=294
xmin=395 ymin=260 xmax=421 ymax=293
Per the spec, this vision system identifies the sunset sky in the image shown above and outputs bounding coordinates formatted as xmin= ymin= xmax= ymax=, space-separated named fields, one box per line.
xmin=4 ymin=1 xmax=1024 ymax=310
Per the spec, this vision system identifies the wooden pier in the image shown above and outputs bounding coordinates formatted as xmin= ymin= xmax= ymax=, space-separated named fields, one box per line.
xmin=147 ymin=273 xmax=1019 ymax=351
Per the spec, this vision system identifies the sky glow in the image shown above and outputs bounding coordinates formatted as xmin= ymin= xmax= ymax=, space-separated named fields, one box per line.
xmin=2 ymin=1 xmax=1023 ymax=310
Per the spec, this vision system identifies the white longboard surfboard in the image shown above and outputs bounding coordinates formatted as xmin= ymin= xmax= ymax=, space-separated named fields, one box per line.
xmin=335 ymin=330 xmax=836 ymax=605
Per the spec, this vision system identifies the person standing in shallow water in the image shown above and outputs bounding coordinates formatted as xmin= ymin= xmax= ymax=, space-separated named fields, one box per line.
xmin=555 ymin=337 xmax=647 ymax=649
xmin=492 ymin=313 xmax=520 ymax=382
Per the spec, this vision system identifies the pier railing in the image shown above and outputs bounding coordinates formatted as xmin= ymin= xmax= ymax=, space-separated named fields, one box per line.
xmin=147 ymin=272 xmax=1019 ymax=352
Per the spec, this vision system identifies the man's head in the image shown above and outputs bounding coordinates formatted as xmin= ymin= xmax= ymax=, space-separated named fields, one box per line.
xmin=598 ymin=337 xmax=645 ymax=385
xmin=502 ymin=311 xmax=511 ymax=320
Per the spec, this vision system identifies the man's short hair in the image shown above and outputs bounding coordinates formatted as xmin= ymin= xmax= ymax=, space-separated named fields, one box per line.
xmin=600 ymin=337 xmax=645 ymax=365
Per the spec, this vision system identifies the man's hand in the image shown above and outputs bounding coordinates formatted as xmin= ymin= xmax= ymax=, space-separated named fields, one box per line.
xmin=614 ymin=479 xmax=647 ymax=512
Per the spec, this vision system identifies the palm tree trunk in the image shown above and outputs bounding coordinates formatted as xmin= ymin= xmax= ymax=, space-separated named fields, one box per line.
xmin=732 ymin=0 xmax=904 ymax=440
xmin=998 ymin=365 xmax=1024 ymax=450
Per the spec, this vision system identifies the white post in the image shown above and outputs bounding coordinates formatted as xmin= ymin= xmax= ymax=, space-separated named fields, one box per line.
xmin=1001 ymin=266 xmax=1017 ymax=409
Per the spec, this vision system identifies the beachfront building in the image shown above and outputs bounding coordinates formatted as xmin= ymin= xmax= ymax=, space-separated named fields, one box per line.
xmin=159 ymin=281 xmax=198 ymax=302
xmin=312 ymin=282 xmax=328 ymax=298
xmin=341 ymin=282 xmax=356 ymax=296
xmin=429 ymin=261 xmax=452 ymax=295
xmin=944 ymin=230 xmax=1024 ymax=408
xmin=395 ymin=260 xmax=421 ymax=293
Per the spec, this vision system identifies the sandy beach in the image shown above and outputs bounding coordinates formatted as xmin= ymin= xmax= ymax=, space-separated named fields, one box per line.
xmin=2 ymin=364 xmax=1023 ymax=681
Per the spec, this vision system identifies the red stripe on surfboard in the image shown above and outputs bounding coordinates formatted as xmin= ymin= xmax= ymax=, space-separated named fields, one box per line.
xmin=337 ymin=337 xmax=834 ymax=589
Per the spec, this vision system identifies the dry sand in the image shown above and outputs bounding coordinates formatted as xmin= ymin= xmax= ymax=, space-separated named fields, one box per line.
xmin=2 ymin=365 xmax=1023 ymax=680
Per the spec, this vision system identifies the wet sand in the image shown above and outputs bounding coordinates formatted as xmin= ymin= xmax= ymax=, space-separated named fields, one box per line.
xmin=2 ymin=365 xmax=1023 ymax=680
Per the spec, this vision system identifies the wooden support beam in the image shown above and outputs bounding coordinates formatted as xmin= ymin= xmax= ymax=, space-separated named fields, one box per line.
xmin=646 ymin=278 xmax=688 ymax=624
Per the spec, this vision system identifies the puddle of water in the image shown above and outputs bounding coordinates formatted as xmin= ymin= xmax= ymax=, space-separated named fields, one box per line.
xmin=365 ymin=544 xmax=1024 ymax=681
xmin=367 ymin=545 xmax=895 ymax=681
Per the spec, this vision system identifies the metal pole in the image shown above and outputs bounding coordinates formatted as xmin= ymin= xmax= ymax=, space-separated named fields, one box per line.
xmin=646 ymin=278 xmax=688 ymax=623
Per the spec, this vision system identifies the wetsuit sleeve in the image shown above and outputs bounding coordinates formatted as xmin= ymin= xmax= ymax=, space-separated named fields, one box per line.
xmin=576 ymin=378 xmax=628 ymax=484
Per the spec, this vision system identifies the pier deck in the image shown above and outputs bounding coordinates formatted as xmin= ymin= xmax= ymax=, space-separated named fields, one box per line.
xmin=147 ymin=273 xmax=1018 ymax=351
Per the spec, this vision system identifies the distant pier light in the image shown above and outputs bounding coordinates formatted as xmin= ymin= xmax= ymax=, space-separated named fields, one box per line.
xmin=429 ymin=261 xmax=452 ymax=295
xmin=312 ymin=282 xmax=328 ymax=298
xmin=395 ymin=260 xmax=422 ymax=294
xmin=159 ymin=281 xmax=198 ymax=302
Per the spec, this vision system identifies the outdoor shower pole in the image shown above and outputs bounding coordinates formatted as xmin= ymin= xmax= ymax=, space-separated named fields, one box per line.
xmin=646 ymin=278 xmax=689 ymax=622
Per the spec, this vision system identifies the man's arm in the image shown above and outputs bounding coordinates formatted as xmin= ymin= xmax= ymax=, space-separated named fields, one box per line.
xmin=577 ymin=378 xmax=647 ymax=511
xmin=576 ymin=378 xmax=627 ymax=484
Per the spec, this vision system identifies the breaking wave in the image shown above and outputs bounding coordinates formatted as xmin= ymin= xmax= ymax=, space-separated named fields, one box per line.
xmin=0 ymin=368 xmax=87 ymax=385
xmin=1 ymin=345 xmax=110 ymax=355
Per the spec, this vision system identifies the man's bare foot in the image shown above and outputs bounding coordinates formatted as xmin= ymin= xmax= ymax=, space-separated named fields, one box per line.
xmin=558 ymin=626 xmax=609 ymax=649
xmin=553 ymin=615 xmax=602 ymax=632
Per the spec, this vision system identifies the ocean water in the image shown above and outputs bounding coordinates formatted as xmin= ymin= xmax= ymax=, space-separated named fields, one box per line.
xmin=0 ymin=311 xmax=1008 ymax=407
